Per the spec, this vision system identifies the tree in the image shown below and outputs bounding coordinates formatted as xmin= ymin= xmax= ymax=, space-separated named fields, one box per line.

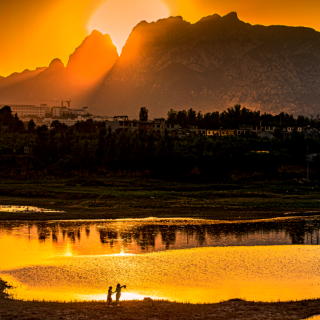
xmin=36 ymin=125 xmax=48 ymax=137
xmin=12 ymin=114 xmax=25 ymax=133
xmin=51 ymin=120 xmax=68 ymax=133
xmin=139 ymin=107 xmax=148 ymax=122
xmin=0 ymin=106 xmax=13 ymax=124
xmin=167 ymin=109 xmax=178 ymax=124
xmin=28 ymin=119 xmax=36 ymax=132
xmin=273 ymin=129 xmax=283 ymax=139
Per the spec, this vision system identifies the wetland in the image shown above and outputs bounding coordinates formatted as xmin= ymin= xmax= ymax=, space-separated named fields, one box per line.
xmin=1 ymin=217 xmax=320 ymax=304
xmin=1 ymin=178 xmax=320 ymax=319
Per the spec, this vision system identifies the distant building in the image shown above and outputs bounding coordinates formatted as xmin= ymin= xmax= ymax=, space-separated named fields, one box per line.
xmin=153 ymin=118 xmax=165 ymax=135
xmin=198 ymin=129 xmax=207 ymax=135
xmin=236 ymin=129 xmax=248 ymax=136
xmin=71 ymin=106 xmax=89 ymax=116
xmin=165 ymin=124 xmax=180 ymax=132
xmin=139 ymin=121 xmax=154 ymax=134
xmin=207 ymin=129 xmax=235 ymax=136
xmin=43 ymin=117 xmax=79 ymax=128
xmin=52 ymin=106 xmax=70 ymax=117
xmin=1 ymin=104 xmax=50 ymax=118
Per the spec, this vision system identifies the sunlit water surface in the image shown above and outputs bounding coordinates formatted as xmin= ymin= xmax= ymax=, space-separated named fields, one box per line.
xmin=1 ymin=217 xmax=320 ymax=303
xmin=0 ymin=205 xmax=62 ymax=213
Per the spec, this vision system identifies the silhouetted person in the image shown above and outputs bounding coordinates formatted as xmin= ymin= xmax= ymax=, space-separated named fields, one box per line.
xmin=107 ymin=286 xmax=114 ymax=307
xmin=115 ymin=283 xmax=126 ymax=306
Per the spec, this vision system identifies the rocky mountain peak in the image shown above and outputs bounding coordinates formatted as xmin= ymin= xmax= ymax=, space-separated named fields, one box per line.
xmin=66 ymin=30 xmax=119 ymax=82
xmin=120 ymin=15 xmax=190 ymax=65
xmin=49 ymin=58 xmax=65 ymax=70
xmin=197 ymin=14 xmax=221 ymax=24
xmin=223 ymin=12 xmax=239 ymax=21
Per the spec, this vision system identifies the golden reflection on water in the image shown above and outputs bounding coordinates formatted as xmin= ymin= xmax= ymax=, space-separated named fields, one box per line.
xmin=1 ymin=219 xmax=320 ymax=303
xmin=2 ymin=246 xmax=320 ymax=303
xmin=0 ymin=205 xmax=62 ymax=213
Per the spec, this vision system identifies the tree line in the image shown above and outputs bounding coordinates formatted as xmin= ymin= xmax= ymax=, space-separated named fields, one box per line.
xmin=1 ymin=105 xmax=320 ymax=179
xmin=0 ymin=127 xmax=317 ymax=179
xmin=1 ymin=105 xmax=319 ymax=135
xmin=167 ymin=105 xmax=319 ymax=129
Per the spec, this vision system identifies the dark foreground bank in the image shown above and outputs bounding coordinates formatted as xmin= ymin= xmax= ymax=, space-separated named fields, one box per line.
xmin=0 ymin=178 xmax=320 ymax=220
xmin=0 ymin=280 xmax=319 ymax=320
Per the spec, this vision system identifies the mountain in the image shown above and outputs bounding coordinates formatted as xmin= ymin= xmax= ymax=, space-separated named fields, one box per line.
xmin=1 ymin=13 xmax=320 ymax=117
xmin=89 ymin=12 xmax=320 ymax=117
xmin=0 ymin=30 xmax=119 ymax=108
xmin=66 ymin=30 xmax=118 ymax=83
xmin=0 ymin=67 xmax=47 ymax=89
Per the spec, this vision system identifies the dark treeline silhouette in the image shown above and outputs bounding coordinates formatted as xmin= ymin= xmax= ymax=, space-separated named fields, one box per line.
xmin=30 ymin=128 xmax=320 ymax=179
xmin=1 ymin=220 xmax=320 ymax=248
xmin=167 ymin=105 xmax=319 ymax=129
xmin=1 ymin=105 xmax=320 ymax=179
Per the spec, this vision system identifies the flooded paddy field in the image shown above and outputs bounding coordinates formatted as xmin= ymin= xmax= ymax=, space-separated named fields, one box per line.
xmin=1 ymin=217 xmax=320 ymax=304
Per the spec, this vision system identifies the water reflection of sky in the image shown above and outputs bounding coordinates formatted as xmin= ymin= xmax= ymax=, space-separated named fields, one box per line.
xmin=1 ymin=218 xmax=320 ymax=257
xmin=1 ymin=218 xmax=320 ymax=303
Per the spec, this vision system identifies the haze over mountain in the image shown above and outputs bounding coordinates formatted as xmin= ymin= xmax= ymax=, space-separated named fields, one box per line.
xmin=1 ymin=13 xmax=320 ymax=117
xmin=0 ymin=30 xmax=118 ymax=108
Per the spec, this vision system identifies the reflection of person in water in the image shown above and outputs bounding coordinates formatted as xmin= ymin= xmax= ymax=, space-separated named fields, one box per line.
xmin=107 ymin=286 xmax=114 ymax=307
xmin=115 ymin=283 xmax=126 ymax=306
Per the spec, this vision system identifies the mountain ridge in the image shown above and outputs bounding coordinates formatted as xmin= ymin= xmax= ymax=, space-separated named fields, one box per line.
xmin=89 ymin=12 xmax=320 ymax=117
xmin=1 ymin=13 xmax=320 ymax=117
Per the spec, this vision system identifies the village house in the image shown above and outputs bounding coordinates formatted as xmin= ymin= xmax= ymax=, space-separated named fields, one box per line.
xmin=153 ymin=118 xmax=165 ymax=135
xmin=207 ymin=129 xmax=235 ymax=136
xmin=165 ymin=124 xmax=180 ymax=131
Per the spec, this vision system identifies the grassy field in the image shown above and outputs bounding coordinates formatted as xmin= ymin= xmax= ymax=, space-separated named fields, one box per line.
xmin=0 ymin=177 xmax=320 ymax=220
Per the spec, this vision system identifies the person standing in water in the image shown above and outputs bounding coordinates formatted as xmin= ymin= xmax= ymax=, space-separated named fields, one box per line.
xmin=107 ymin=286 xmax=114 ymax=307
xmin=115 ymin=283 xmax=126 ymax=306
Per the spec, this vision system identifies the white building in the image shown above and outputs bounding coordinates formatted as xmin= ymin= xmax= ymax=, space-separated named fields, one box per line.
xmin=1 ymin=104 xmax=50 ymax=118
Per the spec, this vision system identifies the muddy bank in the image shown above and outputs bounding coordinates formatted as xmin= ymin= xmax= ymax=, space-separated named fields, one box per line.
xmin=0 ymin=280 xmax=320 ymax=320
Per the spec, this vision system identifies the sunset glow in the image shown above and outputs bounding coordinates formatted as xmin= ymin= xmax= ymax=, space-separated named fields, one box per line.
xmin=88 ymin=0 xmax=169 ymax=53
xmin=1 ymin=0 xmax=320 ymax=77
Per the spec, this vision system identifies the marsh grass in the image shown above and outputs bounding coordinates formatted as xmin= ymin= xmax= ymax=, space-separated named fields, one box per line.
xmin=0 ymin=178 xmax=320 ymax=220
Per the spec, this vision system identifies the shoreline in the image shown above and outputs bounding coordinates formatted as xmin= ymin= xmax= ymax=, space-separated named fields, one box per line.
xmin=1 ymin=279 xmax=320 ymax=319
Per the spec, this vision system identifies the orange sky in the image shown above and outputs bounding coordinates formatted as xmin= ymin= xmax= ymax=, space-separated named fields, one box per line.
xmin=1 ymin=0 xmax=320 ymax=77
